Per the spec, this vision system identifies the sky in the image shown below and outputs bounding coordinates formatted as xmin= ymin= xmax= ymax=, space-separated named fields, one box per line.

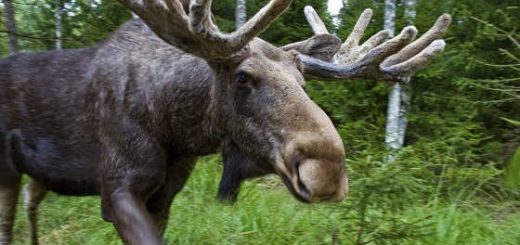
xmin=327 ymin=0 xmax=344 ymax=16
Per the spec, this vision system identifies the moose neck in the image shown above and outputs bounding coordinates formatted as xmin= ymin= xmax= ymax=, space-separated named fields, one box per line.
xmin=148 ymin=60 xmax=232 ymax=156
xmin=104 ymin=19 xmax=232 ymax=155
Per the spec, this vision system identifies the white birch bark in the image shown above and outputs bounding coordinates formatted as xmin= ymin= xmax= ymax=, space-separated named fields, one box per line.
xmin=397 ymin=0 xmax=416 ymax=149
xmin=55 ymin=0 xmax=63 ymax=50
xmin=384 ymin=0 xmax=400 ymax=152
xmin=327 ymin=0 xmax=345 ymax=34
xmin=385 ymin=0 xmax=416 ymax=156
xmin=383 ymin=0 xmax=396 ymax=37
xmin=236 ymin=0 xmax=246 ymax=29
xmin=3 ymin=0 xmax=18 ymax=55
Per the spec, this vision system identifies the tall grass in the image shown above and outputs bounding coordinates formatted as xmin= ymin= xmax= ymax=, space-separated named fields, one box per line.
xmin=10 ymin=155 xmax=520 ymax=244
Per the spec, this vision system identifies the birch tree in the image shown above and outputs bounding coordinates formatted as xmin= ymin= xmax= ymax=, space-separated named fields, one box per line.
xmin=3 ymin=0 xmax=18 ymax=55
xmin=55 ymin=0 xmax=63 ymax=50
xmin=327 ymin=0 xmax=344 ymax=34
xmin=384 ymin=0 xmax=417 ymax=158
xmin=396 ymin=0 xmax=417 ymax=151
xmin=236 ymin=0 xmax=246 ymax=28
xmin=384 ymin=0 xmax=400 ymax=153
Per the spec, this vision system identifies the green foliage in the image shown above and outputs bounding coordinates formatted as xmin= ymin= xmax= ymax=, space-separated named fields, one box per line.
xmin=0 ymin=4 xmax=6 ymax=55
xmin=506 ymin=147 xmax=520 ymax=188
xmin=1 ymin=0 xmax=130 ymax=53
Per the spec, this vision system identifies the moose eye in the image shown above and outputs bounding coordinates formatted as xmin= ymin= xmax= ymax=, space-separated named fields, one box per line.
xmin=234 ymin=71 xmax=249 ymax=85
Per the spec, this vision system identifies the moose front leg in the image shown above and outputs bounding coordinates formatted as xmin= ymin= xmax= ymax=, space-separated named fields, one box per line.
xmin=105 ymin=187 xmax=163 ymax=245
xmin=99 ymin=124 xmax=168 ymax=245
xmin=147 ymin=157 xmax=197 ymax=234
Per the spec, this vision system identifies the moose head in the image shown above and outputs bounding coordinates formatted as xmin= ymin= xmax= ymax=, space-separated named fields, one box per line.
xmin=211 ymin=4 xmax=452 ymax=202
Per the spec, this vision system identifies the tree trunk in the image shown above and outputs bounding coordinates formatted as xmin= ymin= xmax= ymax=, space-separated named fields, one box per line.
xmin=3 ymin=0 xmax=18 ymax=55
xmin=384 ymin=0 xmax=399 ymax=153
xmin=384 ymin=0 xmax=416 ymax=158
xmin=55 ymin=0 xmax=63 ymax=50
xmin=327 ymin=0 xmax=345 ymax=35
xmin=397 ymin=0 xmax=416 ymax=150
xmin=383 ymin=0 xmax=396 ymax=37
xmin=236 ymin=0 xmax=246 ymax=29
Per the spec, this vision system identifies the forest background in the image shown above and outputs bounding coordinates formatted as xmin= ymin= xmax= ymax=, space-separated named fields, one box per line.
xmin=1 ymin=0 xmax=519 ymax=244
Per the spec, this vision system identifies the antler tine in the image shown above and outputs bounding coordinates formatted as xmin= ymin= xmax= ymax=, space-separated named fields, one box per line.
xmin=304 ymin=6 xmax=329 ymax=35
xmin=359 ymin=27 xmax=417 ymax=65
xmin=381 ymin=39 xmax=446 ymax=77
xmin=120 ymin=0 xmax=192 ymax=44
xmin=356 ymin=30 xmax=390 ymax=56
xmin=228 ymin=0 xmax=294 ymax=50
xmin=335 ymin=9 xmax=382 ymax=64
xmin=165 ymin=0 xmax=188 ymax=15
xmin=341 ymin=9 xmax=373 ymax=52
xmin=381 ymin=14 xmax=452 ymax=68
xmin=189 ymin=0 xmax=219 ymax=35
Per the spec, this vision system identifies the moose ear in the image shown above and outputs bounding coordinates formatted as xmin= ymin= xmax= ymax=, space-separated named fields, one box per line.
xmin=281 ymin=34 xmax=341 ymax=62
xmin=217 ymin=143 xmax=274 ymax=203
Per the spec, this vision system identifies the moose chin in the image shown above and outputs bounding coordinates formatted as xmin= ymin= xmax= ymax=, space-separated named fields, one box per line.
xmin=0 ymin=0 xmax=451 ymax=244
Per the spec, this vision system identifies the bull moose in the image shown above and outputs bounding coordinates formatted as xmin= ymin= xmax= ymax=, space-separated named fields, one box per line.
xmin=0 ymin=0 xmax=451 ymax=244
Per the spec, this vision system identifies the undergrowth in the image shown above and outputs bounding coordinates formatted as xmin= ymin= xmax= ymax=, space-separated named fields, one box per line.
xmin=10 ymin=151 xmax=520 ymax=245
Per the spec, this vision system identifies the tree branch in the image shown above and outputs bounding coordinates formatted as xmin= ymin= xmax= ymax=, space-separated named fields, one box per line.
xmin=0 ymin=30 xmax=72 ymax=40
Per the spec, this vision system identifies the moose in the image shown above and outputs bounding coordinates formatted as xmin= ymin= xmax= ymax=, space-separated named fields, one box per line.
xmin=0 ymin=0 xmax=451 ymax=244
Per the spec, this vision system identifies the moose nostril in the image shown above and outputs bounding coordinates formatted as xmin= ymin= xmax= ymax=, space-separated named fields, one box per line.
xmin=295 ymin=161 xmax=312 ymax=200
xmin=297 ymin=176 xmax=311 ymax=199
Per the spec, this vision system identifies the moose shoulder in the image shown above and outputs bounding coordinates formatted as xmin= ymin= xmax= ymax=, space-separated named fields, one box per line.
xmin=0 ymin=0 xmax=451 ymax=244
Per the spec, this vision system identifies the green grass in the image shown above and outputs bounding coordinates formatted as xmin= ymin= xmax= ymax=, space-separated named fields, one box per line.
xmin=10 ymin=156 xmax=520 ymax=244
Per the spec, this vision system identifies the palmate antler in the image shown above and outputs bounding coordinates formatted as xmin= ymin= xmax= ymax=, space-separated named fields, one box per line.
xmin=118 ymin=0 xmax=294 ymax=60
xmin=300 ymin=6 xmax=452 ymax=81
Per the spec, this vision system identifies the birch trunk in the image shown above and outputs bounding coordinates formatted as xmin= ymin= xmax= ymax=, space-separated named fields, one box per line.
xmin=397 ymin=0 xmax=417 ymax=149
xmin=384 ymin=0 xmax=399 ymax=152
xmin=384 ymin=0 xmax=416 ymax=156
xmin=327 ymin=0 xmax=345 ymax=35
xmin=3 ymin=0 xmax=18 ymax=55
xmin=55 ymin=0 xmax=63 ymax=50
xmin=383 ymin=0 xmax=396 ymax=37
xmin=236 ymin=0 xmax=246 ymax=29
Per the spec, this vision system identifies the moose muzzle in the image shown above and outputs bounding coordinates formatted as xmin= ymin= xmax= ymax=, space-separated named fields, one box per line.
xmin=275 ymin=105 xmax=348 ymax=203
